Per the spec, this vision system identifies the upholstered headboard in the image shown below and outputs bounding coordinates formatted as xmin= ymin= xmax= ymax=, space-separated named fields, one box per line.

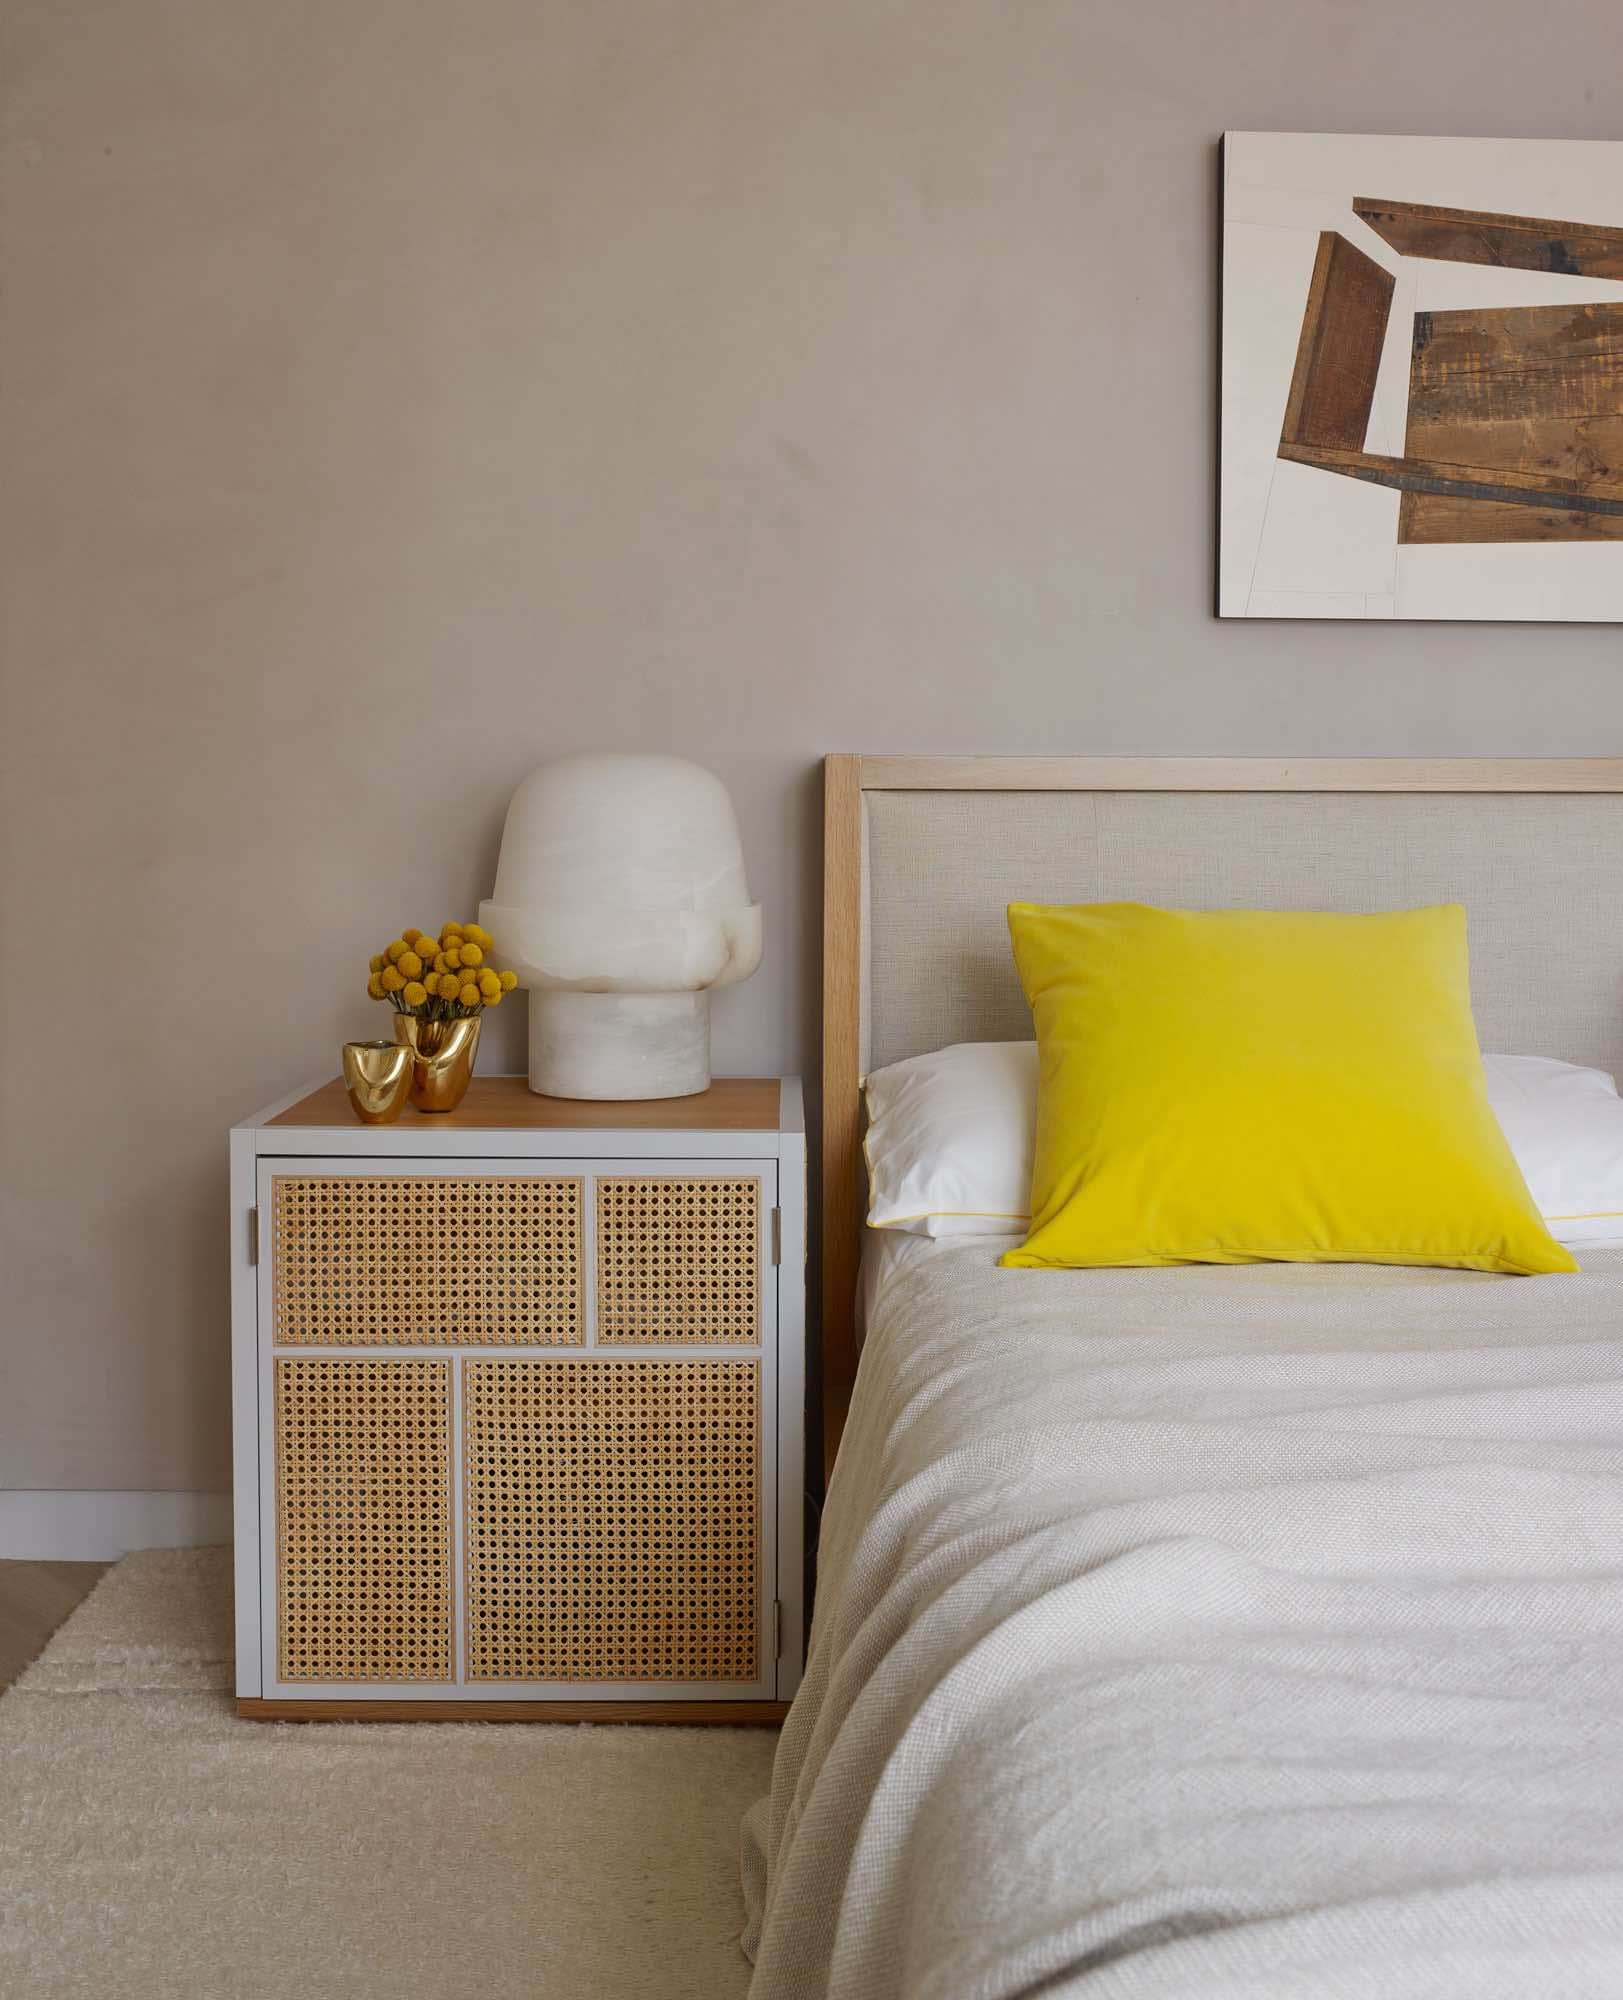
xmin=821 ymin=757 xmax=1623 ymax=1468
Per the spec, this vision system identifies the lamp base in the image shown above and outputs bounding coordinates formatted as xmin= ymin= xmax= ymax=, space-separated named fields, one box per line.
xmin=527 ymin=991 xmax=710 ymax=1100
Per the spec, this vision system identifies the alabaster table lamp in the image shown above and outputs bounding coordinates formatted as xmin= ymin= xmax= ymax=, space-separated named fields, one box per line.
xmin=479 ymin=752 xmax=762 ymax=1099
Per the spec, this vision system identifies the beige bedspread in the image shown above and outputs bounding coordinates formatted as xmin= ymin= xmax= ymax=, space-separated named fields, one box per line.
xmin=743 ymin=1237 xmax=1623 ymax=1997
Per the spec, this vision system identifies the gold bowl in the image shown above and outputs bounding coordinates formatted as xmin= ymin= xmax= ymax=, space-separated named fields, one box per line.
xmin=393 ymin=1013 xmax=481 ymax=1113
xmin=342 ymin=1041 xmax=415 ymax=1124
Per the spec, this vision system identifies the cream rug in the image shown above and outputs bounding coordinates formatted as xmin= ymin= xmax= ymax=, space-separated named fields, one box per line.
xmin=0 ymin=1548 xmax=775 ymax=1998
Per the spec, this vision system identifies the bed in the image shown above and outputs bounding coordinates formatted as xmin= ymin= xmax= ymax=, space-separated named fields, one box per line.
xmin=742 ymin=758 xmax=1623 ymax=1998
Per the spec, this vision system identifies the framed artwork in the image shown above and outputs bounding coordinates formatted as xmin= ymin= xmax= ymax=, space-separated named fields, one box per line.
xmin=1220 ymin=132 xmax=1623 ymax=620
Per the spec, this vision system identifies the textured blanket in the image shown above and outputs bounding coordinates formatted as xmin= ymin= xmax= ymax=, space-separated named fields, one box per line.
xmin=743 ymin=1239 xmax=1623 ymax=1997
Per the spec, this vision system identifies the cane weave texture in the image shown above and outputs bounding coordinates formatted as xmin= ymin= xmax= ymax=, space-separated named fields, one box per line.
xmin=272 ymin=1175 xmax=583 ymax=1345
xmin=595 ymin=1177 xmax=760 ymax=1345
xmin=463 ymin=1359 xmax=759 ymax=1682
xmin=275 ymin=1358 xmax=452 ymax=1682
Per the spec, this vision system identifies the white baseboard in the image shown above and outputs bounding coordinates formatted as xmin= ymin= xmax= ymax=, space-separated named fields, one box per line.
xmin=0 ymin=1490 xmax=232 ymax=1560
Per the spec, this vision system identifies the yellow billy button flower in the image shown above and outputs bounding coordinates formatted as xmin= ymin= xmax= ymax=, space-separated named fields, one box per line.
xmin=499 ymin=969 xmax=518 ymax=992
xmin=380 ymin=966 xmax=405 ymax=993
xmin=386 ymin=938 xmax=409 ymax=963
xmin=444 ymin=946 xmax=463 ymax=969
xmin=369 ymin=954 xmax=385 ymax=974
xmin=441 ymin=921 xmax=463 ymax=940
xmin=459 ymin=942 xmax=483 ymax=967
xmin=483 ymin=987 xmax=502 ymax=1007
xmin=458 ymin=982 xmax=481 ymax=1008
xmin=367 ymin=974 xmax=385 ymax=1000
xmin=397 ymin=951 xmax=423 ymax=979
xmin=464 ymin=923 xmax=491 ymax=949
xmin=401 ymin=928 xmax=420 ymax=944
xmin=432 ymin=954 xmax=448 ymax=975
xmin=438 ymin=973 xmax=461 ymax=1000
xmin=402 ymin=980 xmax=428 ymax=1008
xmin=478 ymin=969 xmax=501 ymax=1000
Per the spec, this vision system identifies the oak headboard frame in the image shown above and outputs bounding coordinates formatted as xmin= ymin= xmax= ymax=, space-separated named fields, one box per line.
xmin=820 ymin=754 xmax=1623 ymax=1472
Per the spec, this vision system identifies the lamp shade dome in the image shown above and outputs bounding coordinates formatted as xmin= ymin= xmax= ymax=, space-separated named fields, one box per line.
xmin=478 ymin=752 xmax=762 ymax=1099
xmin=488 ymin=752 xmax=752 ymax=915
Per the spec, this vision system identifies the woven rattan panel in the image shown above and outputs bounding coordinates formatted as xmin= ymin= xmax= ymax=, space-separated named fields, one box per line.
xmin=595 ymin=1177 xmax=760 ymax=1345
xmin=464 ymin=1359 xmax=759 ymax=1682
xmin=272 ymin=1175 xmax=583 ymax=1345
xmin=275 ymin=1358 xmax=452 ymax=1682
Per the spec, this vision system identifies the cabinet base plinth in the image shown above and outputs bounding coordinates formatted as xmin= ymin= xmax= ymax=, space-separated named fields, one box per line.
xmin=237 ymin=1696 xmax=789 ymax=1724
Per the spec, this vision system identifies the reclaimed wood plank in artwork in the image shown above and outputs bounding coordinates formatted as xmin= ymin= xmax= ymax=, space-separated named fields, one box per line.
xmin=1278 ymin=231 xmax=1394 ymax=452
xmin=1407 ymin=303 xmax=1623 ymax=429
xmin=1399 ymin=302 xmax=1623 ymax=543
xmin=1398 ymin=490 xmax=1623 ymax=544
xmin=1353 ymin=197 xmax=1623 ymax=281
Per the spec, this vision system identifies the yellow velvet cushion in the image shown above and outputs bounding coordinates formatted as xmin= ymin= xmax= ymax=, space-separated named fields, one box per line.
xmin=1000 ymin=902 xmax=1575 ymax=1276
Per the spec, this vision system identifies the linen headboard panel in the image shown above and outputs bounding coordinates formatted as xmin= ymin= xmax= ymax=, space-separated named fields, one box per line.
xmin=820 ymin=755 xmax=1623 ymax=1470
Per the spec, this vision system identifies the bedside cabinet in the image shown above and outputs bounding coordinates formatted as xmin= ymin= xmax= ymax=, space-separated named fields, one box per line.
xmin=228 ymin=1076 xmax=805 ymax=1721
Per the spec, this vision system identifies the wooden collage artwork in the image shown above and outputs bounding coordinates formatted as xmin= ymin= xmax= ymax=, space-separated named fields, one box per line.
xmin=1278 ymin=199 xmax=1623 ymax=544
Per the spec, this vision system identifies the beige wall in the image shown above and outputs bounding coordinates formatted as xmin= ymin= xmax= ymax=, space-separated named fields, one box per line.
xmin=4 ymin=0 xmax=1623 ymax=1491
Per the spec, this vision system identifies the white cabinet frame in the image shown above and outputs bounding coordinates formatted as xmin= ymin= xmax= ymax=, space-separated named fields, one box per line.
xmin=229 ymin=1078 xmax=806 ymax=1717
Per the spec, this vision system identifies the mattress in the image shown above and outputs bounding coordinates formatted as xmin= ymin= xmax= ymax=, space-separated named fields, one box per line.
xmin=743 ymin=1233 xmax=1623 ymax=1997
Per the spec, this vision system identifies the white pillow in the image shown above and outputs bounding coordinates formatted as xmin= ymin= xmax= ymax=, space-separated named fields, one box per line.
xmin=864 ymin=1041 xmax=1623 ymax=1248
xmin=864 ymin=1042 xmax=1037 ymax=1238
xmin=1480 ymin=1053 xmax=1623 ymax=1245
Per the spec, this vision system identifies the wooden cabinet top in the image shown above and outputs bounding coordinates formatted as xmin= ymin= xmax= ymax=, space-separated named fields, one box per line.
xmin=258 ymin=1074 xmax=792 ymax=1135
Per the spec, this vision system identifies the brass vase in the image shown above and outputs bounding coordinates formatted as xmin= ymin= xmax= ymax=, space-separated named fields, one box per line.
xmin=393 ymin=1012 xmax=481 ymax=1113
xmin=342 ymin=1040 xmax=415 ymax=1124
